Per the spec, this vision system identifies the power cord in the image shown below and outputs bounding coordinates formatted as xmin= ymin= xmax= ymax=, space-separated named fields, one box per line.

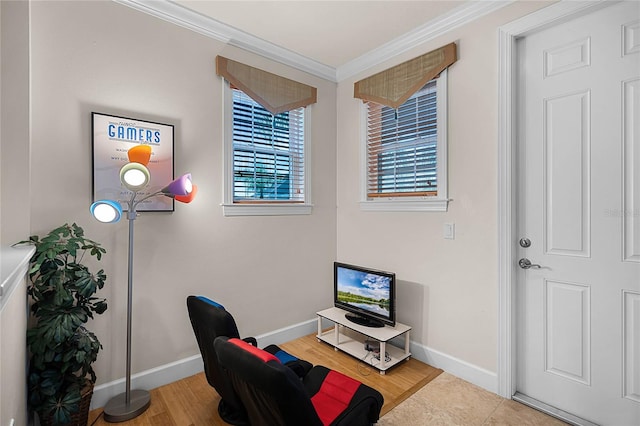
xmin=357 ymin=343 xmax=391 ymax=375
xmin=357 ymin=350 xmax=373 ymax=376
xmin=372 ymin=351 xmax=392 ymax=363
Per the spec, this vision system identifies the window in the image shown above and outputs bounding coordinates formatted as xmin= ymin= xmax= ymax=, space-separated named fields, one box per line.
xmin=223 ymin=85 xmax=311 ymax=216
xmin=361 ymin=70 xmax=448 ymax=212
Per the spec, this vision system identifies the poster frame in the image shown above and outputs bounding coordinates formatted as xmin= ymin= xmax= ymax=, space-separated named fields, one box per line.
xmin=91 ymin=112 xmax=175 ymax=212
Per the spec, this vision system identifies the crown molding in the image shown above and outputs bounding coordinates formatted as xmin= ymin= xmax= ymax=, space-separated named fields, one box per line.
xmin=114 ymin=0 xmax=514 ymax=83
xmin=113 ymin=0 xmax=337 ymax=81
xmin=336 ymin=0 xmax=515 ymax=81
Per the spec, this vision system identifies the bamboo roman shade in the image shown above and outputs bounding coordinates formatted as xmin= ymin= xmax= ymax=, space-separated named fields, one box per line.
xmin=354 ymin=42 xmax=457 ymax=109
xmin=216 ymin=56 xmax=317 ymax=116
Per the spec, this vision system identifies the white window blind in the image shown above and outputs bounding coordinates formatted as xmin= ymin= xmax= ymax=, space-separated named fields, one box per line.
xmin=366 ymin=80 xmax=438 ymax=198
xmin=232 ymin=88 xmax=305 ymax=203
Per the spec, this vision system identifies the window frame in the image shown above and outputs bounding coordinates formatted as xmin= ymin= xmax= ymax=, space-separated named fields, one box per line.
xmin=359 ymin=69 xmax=449 ymax=212
xmin=222 ymin=81 xmax=313 ymax=216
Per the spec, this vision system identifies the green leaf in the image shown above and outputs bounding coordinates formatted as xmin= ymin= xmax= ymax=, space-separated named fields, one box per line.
xmin=95 ymin=300 xmax=108 ymax=315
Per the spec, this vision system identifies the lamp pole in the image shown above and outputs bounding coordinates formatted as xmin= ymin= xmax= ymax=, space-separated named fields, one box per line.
xmin=103 ymin=199 xmax=151 ymax=422
xmin=125 ymin=208 xmax=136 ymax=404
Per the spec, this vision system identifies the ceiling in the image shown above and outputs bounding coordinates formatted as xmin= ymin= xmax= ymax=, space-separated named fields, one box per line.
xmin=172 ymin=1 xmax=466 ymax=69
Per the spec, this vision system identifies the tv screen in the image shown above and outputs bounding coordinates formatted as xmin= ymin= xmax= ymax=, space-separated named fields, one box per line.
xmin=334 ymin=262 xmax=395 ymax=327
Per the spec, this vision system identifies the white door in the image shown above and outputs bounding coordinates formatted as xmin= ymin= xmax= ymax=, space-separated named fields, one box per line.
xmin=516 ymin=2 xmax=640 ymax=425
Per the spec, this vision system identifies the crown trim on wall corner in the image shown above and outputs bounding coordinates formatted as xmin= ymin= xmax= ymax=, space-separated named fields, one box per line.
xmin=112 ymin=0 xmax=336 ymax=81
xmin=113 ymin=0 xmax=514 ymax=83
xmin=337 ymin=0 xmax=515 ymax=81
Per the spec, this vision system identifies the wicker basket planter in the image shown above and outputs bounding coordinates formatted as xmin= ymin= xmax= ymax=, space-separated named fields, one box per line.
xmin=38 ymin=383 xmax=94 ymax=426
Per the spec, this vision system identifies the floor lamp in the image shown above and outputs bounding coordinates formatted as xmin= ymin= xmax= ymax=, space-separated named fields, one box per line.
xmin=90 ymin=144 xmax=197 ymax=422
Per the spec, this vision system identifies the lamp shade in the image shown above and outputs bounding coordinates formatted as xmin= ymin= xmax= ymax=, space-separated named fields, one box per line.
xmin=162 ymin=173 xmax=192 ymax=196
xmin=175 ymin=184 xmax=198 ymax=203
xmin=128 ymin=144 xmax=152 ymax=166
xmin=90 ymin=200 xmax=123 ymax=223
xmin=120 ymin=162 xmax=151 ymax=191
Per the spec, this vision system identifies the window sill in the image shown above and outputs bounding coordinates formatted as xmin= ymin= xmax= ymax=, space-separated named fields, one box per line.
xmin=222 ymin=203 xmax=313 ymax=216
xmin=359 ymin=198 xmax=449 ymax=212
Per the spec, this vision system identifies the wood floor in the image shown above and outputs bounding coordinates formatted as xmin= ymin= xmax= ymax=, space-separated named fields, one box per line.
xmin=88 ymin=333 xmax=443 ymax=425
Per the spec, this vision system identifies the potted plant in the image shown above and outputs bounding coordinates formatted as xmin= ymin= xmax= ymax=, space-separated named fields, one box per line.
xmin=17 ymin=223 xmax=108 ymax=425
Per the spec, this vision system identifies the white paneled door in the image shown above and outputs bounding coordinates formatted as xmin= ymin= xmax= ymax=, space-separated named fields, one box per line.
xmin=516 ymin=1 xmax=640 ymax=425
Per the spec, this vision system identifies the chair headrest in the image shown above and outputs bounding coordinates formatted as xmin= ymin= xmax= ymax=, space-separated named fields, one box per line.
xmin=195 ymin=295 xmax=225 ymax=310
xmin=186 ymin=295 xmax=242 ymax=341
xmin=228 ymin=338 xmax=281 ymax=364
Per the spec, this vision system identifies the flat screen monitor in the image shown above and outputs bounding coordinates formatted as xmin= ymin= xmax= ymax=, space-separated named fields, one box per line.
xmin=334 ymin=262 xmax=395 ymax=328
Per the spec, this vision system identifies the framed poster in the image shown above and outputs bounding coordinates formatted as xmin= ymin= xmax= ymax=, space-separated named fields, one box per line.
xmin=92 ymin=112 xmax=175 ymax=212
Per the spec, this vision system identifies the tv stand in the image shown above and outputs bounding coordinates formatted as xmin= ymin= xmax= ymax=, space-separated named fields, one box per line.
xmin=344 ymin=312 xmax=384 ymax=328
xmin=316 ymin=307 xmax=411 ymax=374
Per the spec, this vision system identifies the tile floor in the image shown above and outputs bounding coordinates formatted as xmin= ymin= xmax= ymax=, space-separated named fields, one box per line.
xmin=379 ymin=372 xmax=569 ymax=425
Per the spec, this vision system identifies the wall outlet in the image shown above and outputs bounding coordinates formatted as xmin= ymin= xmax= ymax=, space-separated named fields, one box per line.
xmin=443 ymin=223 xmax=455 ymax=239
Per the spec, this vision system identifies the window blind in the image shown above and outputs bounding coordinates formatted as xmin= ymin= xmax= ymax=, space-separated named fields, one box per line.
xmin=366 ymin=81 xmax=438 ymax=198
xmin=232 ymin=89 xmax=305 ymax=203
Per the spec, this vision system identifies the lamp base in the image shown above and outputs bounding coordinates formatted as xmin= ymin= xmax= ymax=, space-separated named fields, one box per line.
xmin=103 ymin=389 xmax=151 ymax=423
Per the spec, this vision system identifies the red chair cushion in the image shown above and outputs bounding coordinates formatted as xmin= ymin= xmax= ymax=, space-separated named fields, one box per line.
xmin=228 ymin=338 xmax=280 ymax=364
xmin=311 ymin=370 xmax=361 ymax=426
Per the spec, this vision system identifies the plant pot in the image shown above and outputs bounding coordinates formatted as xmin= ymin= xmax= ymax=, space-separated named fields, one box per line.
xmin=39 ymin=383 xmax=94 ymax=426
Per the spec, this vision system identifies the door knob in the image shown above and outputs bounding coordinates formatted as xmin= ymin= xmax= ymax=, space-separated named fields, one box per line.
xmin=519 ymin=258 xmax=541 ymax=269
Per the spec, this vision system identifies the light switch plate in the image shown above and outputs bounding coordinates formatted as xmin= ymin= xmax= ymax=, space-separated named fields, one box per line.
xmin=444 ymin=223 xmax=455 ymax=239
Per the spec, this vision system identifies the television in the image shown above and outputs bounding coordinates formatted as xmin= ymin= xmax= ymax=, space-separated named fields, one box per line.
xmin=334 ymin=262 xmax=396 ymax=328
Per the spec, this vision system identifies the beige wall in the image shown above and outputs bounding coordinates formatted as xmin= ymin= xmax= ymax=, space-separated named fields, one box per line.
xmin=28 ymin=0 xmax=337 ymax=385
xmin=1 ymin=0 xmax=31 ymax=247
xmin=336 ymin=1 xmax=550 ymax=373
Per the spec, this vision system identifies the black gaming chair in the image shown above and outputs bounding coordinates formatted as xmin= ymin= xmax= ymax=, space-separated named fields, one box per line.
xmin=215 ymin=336 xmax=384 ymax=426
xmin=186 ymin=295 xmax=311 ymax=425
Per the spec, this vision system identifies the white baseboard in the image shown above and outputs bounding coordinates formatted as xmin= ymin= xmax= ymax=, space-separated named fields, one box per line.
xmin=90 ymin=354 xmax=204 ymax=410
xmin=90 ymin=318 xmax=318 ymax=410
xmin=408 ymin=341 xmax=498 ymax=394
xmin=92 ymin=318 xmax=497 ymax=410
xmin=255 ymin=318 xmax=317 ymax=348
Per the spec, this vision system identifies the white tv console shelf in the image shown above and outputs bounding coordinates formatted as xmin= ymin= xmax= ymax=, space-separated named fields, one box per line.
xmin=316 ymin=307 xmax=411 ymax=374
